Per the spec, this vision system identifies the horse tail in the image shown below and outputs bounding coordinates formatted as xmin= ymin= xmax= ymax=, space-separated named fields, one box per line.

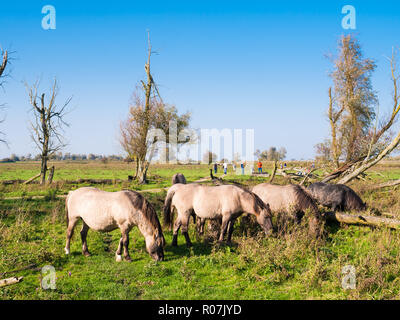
xmin=163 ymin=189 xmax=176 ymax=229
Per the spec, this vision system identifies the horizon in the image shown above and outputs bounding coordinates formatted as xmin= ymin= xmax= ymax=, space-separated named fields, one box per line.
xmin=1 ymin=1 xmax=400 ymax=160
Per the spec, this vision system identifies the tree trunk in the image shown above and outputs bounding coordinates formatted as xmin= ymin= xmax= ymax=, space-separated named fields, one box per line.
xmin=338 ymin=128 xmax=400 ymax=184
xmin=40 ymin=156 xmax=48 ymax=185
xmin=269 ymin=161 xmax=277 ymax=183
xmin=47 ymin=166 xmax=55 ymax=184
xmin=323 ymin=211 xmax=400 ymax=230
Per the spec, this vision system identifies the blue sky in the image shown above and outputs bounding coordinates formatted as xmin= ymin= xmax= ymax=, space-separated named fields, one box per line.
xmin=0 ymin=0 xmax=400 ymax=159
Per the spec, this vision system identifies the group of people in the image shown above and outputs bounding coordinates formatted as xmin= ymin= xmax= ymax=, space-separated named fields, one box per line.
xmin=212 ymin=161 xmax=259 ymax=175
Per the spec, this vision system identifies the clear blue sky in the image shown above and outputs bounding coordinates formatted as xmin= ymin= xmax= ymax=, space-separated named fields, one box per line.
xmin=1 ymin=0 xmax=399 ymax=160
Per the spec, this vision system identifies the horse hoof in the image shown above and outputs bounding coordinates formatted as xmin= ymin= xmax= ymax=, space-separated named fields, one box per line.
xmin=125 ymin=257 xmax=132 ymax=262
xmin=64 ymin=248 xmax=70 ymax=255
xmin=115 ymin=254 xmax=122 ymax=262
xmin=83 ymin=251 xmax=91 ymax=257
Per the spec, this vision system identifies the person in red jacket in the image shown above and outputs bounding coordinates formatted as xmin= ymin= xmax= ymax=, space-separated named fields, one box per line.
xmin=257 ymin=161 xmax=263 ymax=173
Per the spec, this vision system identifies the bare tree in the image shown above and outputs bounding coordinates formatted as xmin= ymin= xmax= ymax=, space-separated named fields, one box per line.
xmin=26 ymin=78 xmax=71 ymax=184
xmin=0 ymin=48 xmax=8 ymax=83
xmin=0 ymin=47 xmax=9 ymax=144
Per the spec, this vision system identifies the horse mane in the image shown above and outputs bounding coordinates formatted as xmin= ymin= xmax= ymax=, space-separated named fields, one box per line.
xmin=341 ymin=185 xmax=366 ymax=210
xmin=293 ymin=185 xmax=320 ymax=215
xmin=239 ymin=186 xmax=270 ymax=215
xmin=124 ymin=190 xmax=163 ymax=235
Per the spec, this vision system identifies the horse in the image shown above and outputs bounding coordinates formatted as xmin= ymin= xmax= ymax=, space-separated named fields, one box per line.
xmin=171 ymin=173 xmax=187 ymax=185
xmin=65 ymin=187 xmax=165 ymax=262
xmin=163 ymin=183 xmax=273 ymax=246
xmin=307 ymin=182 xmax=366 ymax=212
xmin=251 ymin=183 xmax=322 ymax=236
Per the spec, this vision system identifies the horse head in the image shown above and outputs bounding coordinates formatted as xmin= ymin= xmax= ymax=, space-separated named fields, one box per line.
xmin=257 ymin=203 xmax=273 ymax=235
xmin=146 ymin=231 xmax=165 ymax=261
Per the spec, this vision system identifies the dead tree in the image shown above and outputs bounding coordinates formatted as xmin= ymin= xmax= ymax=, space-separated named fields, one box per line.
xmin=0 ymin=49 xmax=7 ymax=80
xmin=0 ymin=48 xmax=8 ymax=144
xmin=26 ymin=79 xmax=71 ymax=185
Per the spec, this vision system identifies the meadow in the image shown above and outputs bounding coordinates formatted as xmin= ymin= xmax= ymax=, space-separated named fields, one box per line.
xmin=1 ymin=160 xmax=400 ymax=300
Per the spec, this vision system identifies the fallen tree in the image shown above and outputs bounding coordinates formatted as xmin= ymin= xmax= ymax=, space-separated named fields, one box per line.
xmin=322 ymin=211 xmax=400 ymax=230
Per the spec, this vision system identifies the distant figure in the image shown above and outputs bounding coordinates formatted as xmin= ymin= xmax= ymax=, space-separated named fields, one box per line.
xmin=257 ymin=161 xmax=263 ymax=173
xmin=171 ymin=173 xmax=186 ymax=185
xmin=241 ymin=162 xmax=245 ymax=175
xmin=214 ymin=163 xmax=218 ymax=174
xmin=284 ymin=163 xmax=287 ymax=168
xmin=223 ymin=162 xmax=228 ymax=175
xmin=232 ymin=162 xmax=236 ymax=172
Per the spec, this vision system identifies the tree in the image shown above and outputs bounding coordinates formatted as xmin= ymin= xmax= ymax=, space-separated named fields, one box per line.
xmin=322 ymin=45 xmax=400 ymax=184
xmin=324 ymin=35 xmax=377 ymax=166
xmin=120 ymin=34 xmax=192 ymax=183
xmin=255 ymin=147 xmax=286 ymax=161
xmin=0 ymin=47 xmax=8 ymax=144
xmin=202 ymin=150 xmax=217 ymax=164
xmin=152 ymin=102 xmax=191 ymax=163
xmin=0 ymin=48 xmax=7 ymax=86
xmin=26 ymin=78 xmax=71 ymax=184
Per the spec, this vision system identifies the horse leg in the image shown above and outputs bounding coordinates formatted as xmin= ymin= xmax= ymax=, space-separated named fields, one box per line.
xmin=218 ymin=215 xmax=230 ymax=243
xmin=80 ymin=221 xmax=91 ymax=257
xmin=180 ymin=213 xmax=192 ymax=247
xmin=226 ymin=218 xmax=236 ymax=244
xmin=172 ymin=218 xmax=182 ymax=246
xmin=65 ymin=216 xmax=79 ymax=255
xmin=122 ymin=230 xmax=132 ymax=262
xmin=115 ymin=237 xmax=123 ymax=262
xmin=196 ymin=217 xmax=205 ymax=235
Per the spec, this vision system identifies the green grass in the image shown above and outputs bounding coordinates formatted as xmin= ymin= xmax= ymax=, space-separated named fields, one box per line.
xmin=2 ymin=161 xmax=400 ymax=299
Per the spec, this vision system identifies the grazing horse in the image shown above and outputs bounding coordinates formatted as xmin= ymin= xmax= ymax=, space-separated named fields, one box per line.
xmin=251 ymin=183 xmax=322 ymax=236
xmin=163 ymin=183 xmax=273 ymax=246
xmin=307 ymin=182 xmax=366 ymax=212
xmin=171 ymin=173 xmax=187 ymax=185
xmin=65 ymin=187 xmax=165 ymax=262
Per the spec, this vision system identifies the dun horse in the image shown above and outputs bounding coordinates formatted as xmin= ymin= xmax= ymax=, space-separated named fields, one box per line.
xmin=252 ymin=183 xmax=322 ymax=236
xmin=307 ymin=182 xmax=366 ymax=212
xmin=65 ymin=187 xmax=165 ymax=261
xmin=163 ymin=183 xmax=273 ymax=246
xmin=171 ymin=173 xmax=187 ymax=185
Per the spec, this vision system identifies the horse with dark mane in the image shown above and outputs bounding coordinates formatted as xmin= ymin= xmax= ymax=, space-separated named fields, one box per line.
xmin=306 ymin=182 xmax=366 ymax=212
xmin=65 ymin=187 xmax=165 ymax=261
xmin=163 ymin=183 xmax=273 ymax=246
xmin=251 ymin=183 xmax=322 ymax=236
xmin=171 ymin=173 xmax=187 ymax=185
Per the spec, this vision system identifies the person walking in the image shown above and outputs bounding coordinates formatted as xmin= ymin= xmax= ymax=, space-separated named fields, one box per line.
xmin=223 ymin=162 xmax=228 ymax=175
xmin=257 ymin=160 xmax=263 ymax=173
xmin=214 ymin=162 xmax=218 ymax=174
xmin=241 ymin=162 xmax=245 ymax=175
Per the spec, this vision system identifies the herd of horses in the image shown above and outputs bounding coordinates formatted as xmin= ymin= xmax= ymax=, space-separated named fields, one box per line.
xmin=64 ymin=173 xmax=367 ymax=262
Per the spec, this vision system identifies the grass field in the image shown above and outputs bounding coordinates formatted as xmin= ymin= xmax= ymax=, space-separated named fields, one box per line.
xmin=1 ymin=160 xmax=400 ymax=300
